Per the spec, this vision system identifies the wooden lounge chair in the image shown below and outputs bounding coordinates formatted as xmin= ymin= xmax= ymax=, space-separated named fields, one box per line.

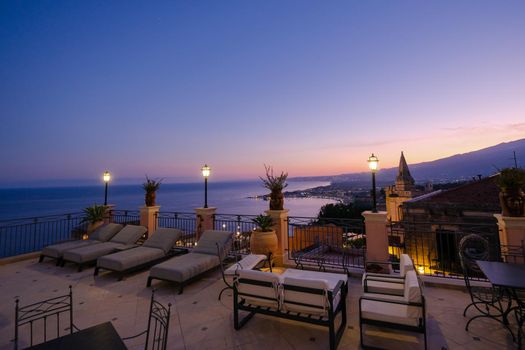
xmin=147 ymin=230 xmax=233 ymax=294
xmin=62 ymin=224 xmax=147 ymax=271
xmin=94 ymin=228 xmax=184 ymax=280
xmin=39 ymin=223 xmax=123 ymax=265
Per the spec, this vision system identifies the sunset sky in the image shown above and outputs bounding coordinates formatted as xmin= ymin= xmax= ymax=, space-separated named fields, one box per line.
xmin=1 ymin=1 xmax=524 ymax=186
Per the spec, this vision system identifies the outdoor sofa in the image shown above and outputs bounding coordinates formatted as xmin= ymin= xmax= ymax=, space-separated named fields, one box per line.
xmin=147 ymin=230 xmax=233 ymax=294
xmin=39 ymin=223 xmax=123 ymax=265
xmin=94 ymin=227 xmax=183 ymax=280
xmin=234 ymin=268 xmax=348 ymax=350
xmin=359 ymin=270 xmax=427 ymax=349
xmin=62 ymin=224 xmax=147 ymax=271
xmin=362 ymin=253 xmax=415 ymax=296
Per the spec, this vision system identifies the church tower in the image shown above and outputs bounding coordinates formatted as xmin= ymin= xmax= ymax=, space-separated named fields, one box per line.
xmin=385 ymin=152 xmax=417 ymax=221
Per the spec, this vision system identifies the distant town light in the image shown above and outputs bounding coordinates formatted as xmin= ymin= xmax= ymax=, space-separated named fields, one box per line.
xmin=368 ymin=154 xmax=379 ymax=172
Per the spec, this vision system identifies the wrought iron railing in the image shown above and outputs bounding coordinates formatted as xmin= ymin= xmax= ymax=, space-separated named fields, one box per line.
xmin=109 ymin=210 xmax=141 ymax=225
xmin=214 ymin=214 xmax=259 ymax=256
xmin=388 ymin=220 xmax=501 ymax=279
xmin=156 ymin=212 xmax=197 ymax=248
xmin=287 ymin=216 xmax=366 ymax=271
xmin=0 ymin=213 xmax=86 ymax=258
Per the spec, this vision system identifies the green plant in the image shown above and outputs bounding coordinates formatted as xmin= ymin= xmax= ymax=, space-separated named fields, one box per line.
xmin=252 ymin=214 xmax=273 ymax=232
xmin=496 ymin=168 xmax=525 ymax=192
xmin=142 ymin=175 xmax=163 ymax=193
xmin=82 ymin=204 xmax=106 ymax=224
xmin=260 ymin=165 xmax=288 ymax=192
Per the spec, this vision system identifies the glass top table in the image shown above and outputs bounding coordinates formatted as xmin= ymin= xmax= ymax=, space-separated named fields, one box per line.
xmin=476 ymin=260 xmax=525 ymax=289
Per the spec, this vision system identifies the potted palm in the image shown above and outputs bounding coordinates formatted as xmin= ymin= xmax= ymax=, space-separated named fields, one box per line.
xmin=143 ymin=176 xmax=162 ymax=207
xmin=82 ymin=204 xmax=106 ymax=238
xmin=260 ymin=165 xmax=288 ymax=210
xmin=496 ymin=168 xmax=525 ymax=217
xmin=250 ymin=214 xmax=278 ymax=256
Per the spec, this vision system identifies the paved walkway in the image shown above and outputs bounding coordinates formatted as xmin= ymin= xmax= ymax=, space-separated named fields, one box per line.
xmin=0 ymin=257 xmax=518 ymax=349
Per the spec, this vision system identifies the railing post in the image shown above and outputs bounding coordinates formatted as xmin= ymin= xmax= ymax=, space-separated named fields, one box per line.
xmin=495 ymin=214 xmax=525 ymax=264
xmin=195 ymin=207 xmax=217 ymax=241
xmin=266 ymin=209 xmax=290 ymax=267
xmin=362 ymin=211 xmax=389 ymax=272
xmin=140 ymin=206 xmax=160 ymax=237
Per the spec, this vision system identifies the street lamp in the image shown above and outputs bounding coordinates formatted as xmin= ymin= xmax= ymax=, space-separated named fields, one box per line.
xmin=368 ymin=154 xmax=379 ymax=213
xmin=103 ymin=171 xmax=111 ymax=206
xmin=201 ymin=164 xmax=211 ymax=208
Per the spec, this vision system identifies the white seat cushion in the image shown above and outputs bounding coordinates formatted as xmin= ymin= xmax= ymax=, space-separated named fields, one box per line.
xmin=237 ymin=269 xmax=280 ymax=309
xmin=400 ymin=254 xmax=415 ymax=276
xmin=224 ymin=254 xmax=267 ymax=276
xmin=404 ymin=270 xmax=422 ymax=303
xmin=282 ymin=277 xmax=333 ymax=316
xmin=363 ymin=279 xmax=405 ymax=296
xmin=361 ymin=299 xmax=422 ymax=327
xmin=280 ymin=268 xmax=347 ymax=291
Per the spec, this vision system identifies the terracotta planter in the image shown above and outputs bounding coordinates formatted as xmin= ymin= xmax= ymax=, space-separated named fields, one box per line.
xmin=145 ymin=191 xmax=156 ymax=207
xmin=250 ymin=230 xmax=278 ymax=256
xmin=499 ymin=190 xmax=525 ymax=217
xmin=86 ymin=220 xmax=104 ymax=239
xmin=270 ymin=190 xmax=284 ymax=210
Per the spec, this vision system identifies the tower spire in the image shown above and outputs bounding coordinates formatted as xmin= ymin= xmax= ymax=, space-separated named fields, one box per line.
xmin=396 ymin=151 xmax=415 ymax=190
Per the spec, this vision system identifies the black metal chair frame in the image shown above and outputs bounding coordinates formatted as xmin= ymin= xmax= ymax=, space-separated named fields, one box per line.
xmin=123 ymin=290 xmax=171 ymax=350
xmin=233 ymin=277 xmax=348 ymax=350
xmin=359 ymin=293 xmax=427 ymax=350
xmin=14 ymin=285 xmax=79 ymax=349
xmin=459 ymin=234 xmax=515 ymax=340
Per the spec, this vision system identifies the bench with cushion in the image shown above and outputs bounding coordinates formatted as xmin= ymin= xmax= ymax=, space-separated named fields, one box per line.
xmin=234 ymin=268 xmax=348 ymax=350
xmin=94 ymin=228 xmax=183 ymax=280
xmin=359 ymin=270 xmax=426 ymax=349
xmin=39 ymin=223 xmax=123 ymax=265
xmin=218 ymin=254 xmax=267 ymax=300
xmin=147 ymin=230 xmax=233 ymax=294
xmin=62 ymin=224 xmax=147 ymax=271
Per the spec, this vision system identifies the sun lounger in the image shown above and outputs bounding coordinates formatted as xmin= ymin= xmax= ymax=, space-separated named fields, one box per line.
xmin=94 ymin=228 xmax=183 ymax=280
xmin=39 ymin=223 xmax=123 ymax=265
xmin=62 ymin=224 xmax=147 ymax=271
xmin=147 ymin=230 xmax=233 ymax=294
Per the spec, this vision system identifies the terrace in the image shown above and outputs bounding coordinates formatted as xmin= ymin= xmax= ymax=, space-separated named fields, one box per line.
xmin=0 ymin=209 xmax=523 ymax=349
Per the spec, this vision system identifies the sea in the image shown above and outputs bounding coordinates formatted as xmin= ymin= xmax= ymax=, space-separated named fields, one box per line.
xmin=0 ymin=180 xmax=336 ymax=221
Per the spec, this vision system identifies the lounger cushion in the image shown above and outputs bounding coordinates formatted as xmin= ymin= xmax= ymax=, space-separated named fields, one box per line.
xmin=237 ymin=269 xmax=281 ymax=309
xmin=97 ymin=246 xmax=165 ymax=272
xmin=150 ymin=253 xmax=219 ymax=283
xmin=361 ymin=299 xmax=422 ymax=327
xmin=193 ymin=230 xmax=233 ymax=256
xmin=143 ymin=228 xmax=182 ymax=254
xmin=63 ymin=242 xmax=123 ymax=263
xmin=90 ymin=223 xmax=124 ymax=242
xmin=282 ymin=277 xmax=331 ymax=316
xmin=404 ymin=270 xmax=421 ymax=303
xmin=400 ymin=254 xmax=414 ymax=276
xmin=110 ymin=225 xmax=147 ymax=244
xmin=41 ymin=240 xmax=100 ymax=259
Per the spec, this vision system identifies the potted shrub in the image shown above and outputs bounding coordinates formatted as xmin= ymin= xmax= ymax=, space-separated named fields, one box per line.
xmin=143 ymin=176 xmax=162 ymax=207
xmin=496 ymin=168 xmax=525 ymax=217
xmin=250 ymin=214 xmax=278 ymax=256
xmin=260 ymin=165 xmax=288 ymax=210
xmin=82 ymin=204 xmax=106 ymax=238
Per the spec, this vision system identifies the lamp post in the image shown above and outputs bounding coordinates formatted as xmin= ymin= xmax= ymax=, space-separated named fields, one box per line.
xmin=201 ymin=164 xmax=211 ymax=208
xmin=368 ymin=154 xmax=379 ymax=213
xmin=103 ymin=171 xmax=111 ymax=206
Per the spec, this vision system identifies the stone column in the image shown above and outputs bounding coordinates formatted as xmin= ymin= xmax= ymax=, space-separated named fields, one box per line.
xmin=140 ymin=205 xmax=160 ymax=237
xmin=362 ymin=211 xmax=390 ymax=271
xmin=266 ymin=209 xmax=290 ymax=267
xmin=195 ymin=207 xmax=217 ymax=241
xmin=494 ymin=214 xmax=525 ymax=264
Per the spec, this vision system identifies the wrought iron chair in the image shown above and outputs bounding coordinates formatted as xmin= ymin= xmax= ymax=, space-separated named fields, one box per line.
xmin=459 ymin=234 xmax=514 ymax=338
xmin=513 ymin=293 xmax=524 ymax=350
xmin=122 ymin=289 xmax=171 ymax=350
xmin=15 ymin=285 xmax=78 ymax=349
